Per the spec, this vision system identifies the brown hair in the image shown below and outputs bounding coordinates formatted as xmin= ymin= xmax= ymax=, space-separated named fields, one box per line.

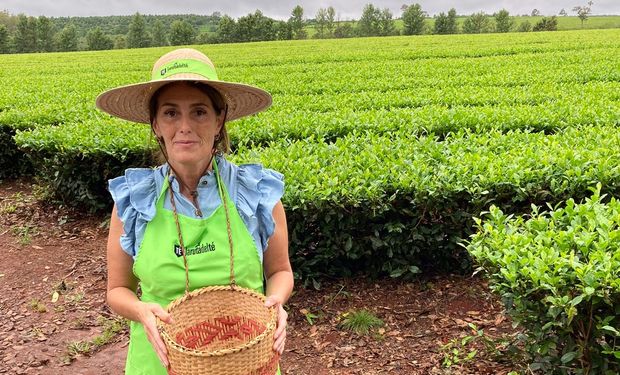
xmin=148 ymin=81 xmax=231 ymax=157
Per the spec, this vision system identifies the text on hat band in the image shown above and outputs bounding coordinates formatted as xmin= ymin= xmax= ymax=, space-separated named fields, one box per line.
xmin=154 ymin=59 xmax=219 ymax=81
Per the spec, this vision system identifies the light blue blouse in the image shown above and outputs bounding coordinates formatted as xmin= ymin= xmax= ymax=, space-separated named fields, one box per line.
xmin=108 ymin=156 xmax=284 ymax=262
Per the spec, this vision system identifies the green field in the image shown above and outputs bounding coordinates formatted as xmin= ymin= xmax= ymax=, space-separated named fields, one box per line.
xmin=2 ymin=28 xmax=618 ymax=371
xmin=1 ymin=28 xmax=619 ymax=278
xmin=2 ymin=29 xmax=618 ymax=133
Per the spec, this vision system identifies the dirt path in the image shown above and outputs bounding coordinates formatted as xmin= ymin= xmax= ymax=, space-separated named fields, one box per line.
xmin=0 ymin=179 xmax=519 ymax=374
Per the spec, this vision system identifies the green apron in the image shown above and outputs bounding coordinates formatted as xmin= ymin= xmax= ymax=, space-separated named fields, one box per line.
xmin=125 ymin=160 xmax=278 ymax=374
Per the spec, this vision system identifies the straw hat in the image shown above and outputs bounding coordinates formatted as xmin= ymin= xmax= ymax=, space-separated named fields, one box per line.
xmin=96 ymin=48 xmax=272 ymax=123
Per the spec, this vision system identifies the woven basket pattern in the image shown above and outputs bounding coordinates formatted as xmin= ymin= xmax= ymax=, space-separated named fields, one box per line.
xmin=159 ymin=286 xmax=278 ymax=375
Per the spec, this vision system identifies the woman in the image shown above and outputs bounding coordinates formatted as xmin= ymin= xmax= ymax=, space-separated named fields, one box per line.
xmin=97 ymin=48 xmax=293 ymax=374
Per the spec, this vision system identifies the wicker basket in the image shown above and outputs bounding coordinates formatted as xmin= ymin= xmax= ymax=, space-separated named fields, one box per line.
xmin=158 ymin=285 xmax=279 ymax=375
xmin=157 ymin=169 xmax=280 ymax=375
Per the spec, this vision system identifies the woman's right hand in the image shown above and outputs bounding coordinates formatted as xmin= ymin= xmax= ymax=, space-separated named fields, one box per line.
xmin=135 ymin=301 xmax=174 ymax=369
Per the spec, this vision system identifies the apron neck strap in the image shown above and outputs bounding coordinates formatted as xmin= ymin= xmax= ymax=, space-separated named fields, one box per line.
xmin=165 ymin=156 xmax=237 ymax=296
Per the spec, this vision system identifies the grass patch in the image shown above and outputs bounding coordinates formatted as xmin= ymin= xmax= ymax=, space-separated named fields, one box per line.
xmin=29 ymin=298 xmax=47 ymax=313
xmin=65 ymin=291 xmax=85 ymax=305
xmin=339 ymin=309 xmax=384 ymax=335
xmin=92 ymin=315 xmax=127 ymax=347
xmin=62 ymin=315 xmax=128 ymax=363
xmin=65 ymin=340 xmax=92 ymax=359
xmin=0 ymin=203 xmax=17 ymax=214
xmin=70 ymin=317 xmax=88 ymax=330
xmin=439 ymin=323 xmax=519 ymax=368
xmin=0 ymin=192 xmax=29 ymax=215
xmin=11 ymin=224 xmax=37 ymax=246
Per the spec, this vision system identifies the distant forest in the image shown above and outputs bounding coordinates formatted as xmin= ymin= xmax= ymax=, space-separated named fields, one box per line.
xmin=0 ymin=2 xmax=615 ymax=54
xmin=50 ymin=14 xmax=221 ymax=36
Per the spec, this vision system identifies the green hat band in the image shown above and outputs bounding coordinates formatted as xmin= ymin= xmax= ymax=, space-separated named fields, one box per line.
xmin=153 ymin=59 xmax=219 ymax=81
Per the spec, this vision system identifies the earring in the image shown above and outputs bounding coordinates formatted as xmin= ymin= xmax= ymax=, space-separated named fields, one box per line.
xmin=214 ymin=134 xmax=221 ymax=142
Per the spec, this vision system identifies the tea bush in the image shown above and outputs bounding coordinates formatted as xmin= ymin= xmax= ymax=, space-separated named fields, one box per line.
xmin=467 ymin=186 xmax=620 ymax=373
xmin=14 ymin=120 xmax=155 ymax=211
xmin=15 ymin=124 xmax=620 ymax=279
xmin=1 ymin=30 xmax=618 ymax=177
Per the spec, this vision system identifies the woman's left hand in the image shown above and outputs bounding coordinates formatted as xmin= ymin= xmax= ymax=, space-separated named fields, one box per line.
xmin=265 ymin=296 xmax=287 ymax=354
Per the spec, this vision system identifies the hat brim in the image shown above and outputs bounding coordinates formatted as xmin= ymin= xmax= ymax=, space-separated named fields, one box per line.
xmin=95 ymin=76 xmax=272 ymax=124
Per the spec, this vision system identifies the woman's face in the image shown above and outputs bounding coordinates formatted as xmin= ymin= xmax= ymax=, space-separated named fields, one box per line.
xmin=152 ymin=82 xmax=222 ymax=167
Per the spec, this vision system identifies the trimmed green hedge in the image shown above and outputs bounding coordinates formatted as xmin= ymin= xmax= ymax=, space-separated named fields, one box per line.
xmin=5 ymin=30 xmax=620 ymax=281
xmin=231 ymin=96 xmax=620 ymax=147
xmin=233 ymin=125 xmax=620 ymax=280
xmin=467 ymin=187 xmax=620 ymax=373
xmin=14 ymin=120 xmax=155 ymax=211
xmin=2 ymin=30 xmax=618 ymax=178
xmin=15 ymin=124 xmax=620 ymax=280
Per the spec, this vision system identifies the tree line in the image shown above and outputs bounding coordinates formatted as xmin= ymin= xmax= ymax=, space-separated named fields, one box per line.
xmin=0 ymin=3 xmax=596 ymax=54
xmin=0 ymin=11 xmax=220 ymax=53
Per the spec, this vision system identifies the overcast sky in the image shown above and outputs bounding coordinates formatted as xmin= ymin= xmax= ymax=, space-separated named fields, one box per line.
xmin=2 ymin=1 xmax=618 ymax=20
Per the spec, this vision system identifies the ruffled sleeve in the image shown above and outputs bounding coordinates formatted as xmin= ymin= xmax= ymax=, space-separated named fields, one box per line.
xmin=236 ymin=164 xmax=285 ymax=253
xmin=108 ymin=168 xmax=159 ymax=258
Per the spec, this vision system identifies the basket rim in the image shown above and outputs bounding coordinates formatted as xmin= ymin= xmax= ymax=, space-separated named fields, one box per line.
xmin=157 ymin=284 xmax=278 ymax=357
